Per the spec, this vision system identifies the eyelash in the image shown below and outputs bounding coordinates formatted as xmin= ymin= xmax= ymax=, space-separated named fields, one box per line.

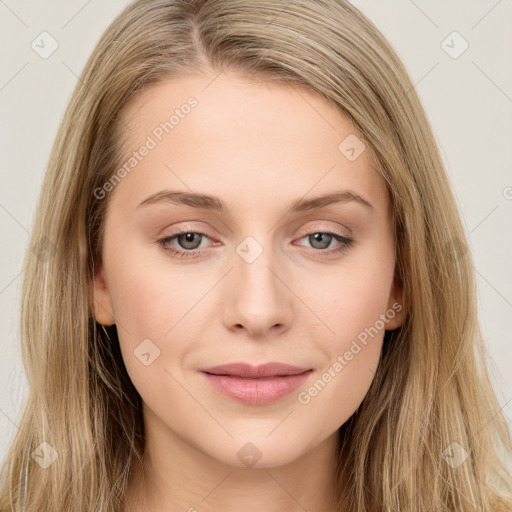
xmin=157 ymin=227 xmax=354 ymax=259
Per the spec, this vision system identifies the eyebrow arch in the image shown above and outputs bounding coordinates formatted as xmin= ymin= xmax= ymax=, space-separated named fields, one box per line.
xmin=136 ymin=189 xmax=374 ymax=213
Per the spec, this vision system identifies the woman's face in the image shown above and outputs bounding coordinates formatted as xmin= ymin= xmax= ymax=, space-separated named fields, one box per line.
xmin=93 ymin=71 xmax=406 ymax=468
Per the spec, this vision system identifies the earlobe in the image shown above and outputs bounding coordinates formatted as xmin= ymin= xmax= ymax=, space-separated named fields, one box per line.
xmin=385 ymin=271 xmax=408 ymax=331
xmin=91 ymin=266 xmax=116 ymax=326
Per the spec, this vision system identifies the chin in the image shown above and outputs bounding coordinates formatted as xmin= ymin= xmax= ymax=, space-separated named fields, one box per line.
xmin=200 ymin=434 xmax=312 ymax=469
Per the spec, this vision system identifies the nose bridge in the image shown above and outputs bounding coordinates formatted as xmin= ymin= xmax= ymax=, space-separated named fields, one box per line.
xmin=236 ymin=233 xmax=281 ymax=307
xmin=222 ymin=232 xmax=291 ymax=335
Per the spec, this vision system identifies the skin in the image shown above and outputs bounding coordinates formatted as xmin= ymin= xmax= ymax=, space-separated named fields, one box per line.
xmin=92 ymin=70 xmax=407 ymax=512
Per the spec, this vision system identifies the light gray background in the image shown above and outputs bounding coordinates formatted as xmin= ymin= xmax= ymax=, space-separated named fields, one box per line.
xmin=1 ymin=0 xmax=511 ymax=466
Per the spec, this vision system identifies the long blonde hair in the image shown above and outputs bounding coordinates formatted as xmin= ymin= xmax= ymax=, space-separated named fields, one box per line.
xmin=1 ymin=0 xmax=511 ymax=510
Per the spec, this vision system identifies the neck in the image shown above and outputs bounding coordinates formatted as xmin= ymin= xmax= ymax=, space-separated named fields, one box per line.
xmin=122 ymin=416 xmax=346 ymax=512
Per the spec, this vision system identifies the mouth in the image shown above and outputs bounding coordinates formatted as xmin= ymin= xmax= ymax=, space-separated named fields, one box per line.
xmin=199 ymin=362 xmax=312 ymax=378
xmin=199 ymin=362 xmax=314 ymax=405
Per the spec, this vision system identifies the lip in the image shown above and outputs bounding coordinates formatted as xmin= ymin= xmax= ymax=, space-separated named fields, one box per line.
xmin=199 ymin=362 xmax=313 ymax=405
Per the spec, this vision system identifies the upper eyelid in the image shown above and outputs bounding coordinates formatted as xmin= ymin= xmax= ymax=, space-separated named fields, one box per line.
xmin=162 ymin=219 xmax=352 ymax=236
xmin=161 ymin=225 xmax=350 ymax=237
xmin=160 ymin=226 xmax=351 ymax=246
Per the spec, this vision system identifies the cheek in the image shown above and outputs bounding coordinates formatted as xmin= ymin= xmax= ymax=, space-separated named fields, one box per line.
xmin=112 ymin=270 xmax=180 ymax=336
xmin=296 ymin=278 xmax=388 ymax=432
xmin=305 ymin=251 xmax=395 ymax=349
xmin=109 ymin=266 xmax=193 ymax=420
xmin=298 ymin=345 xmax=382 ymax=438
xmin=104 ymin=253 xmax=189 ymax=378
xmin=314 ymin=272 xmax=386 ymax=394
xmin=106 ymin=233 xmax=203 ymax=339
xmin=295 ymin=248 xmax=394 ymax=421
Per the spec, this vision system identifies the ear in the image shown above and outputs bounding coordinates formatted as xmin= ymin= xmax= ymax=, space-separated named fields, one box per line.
xmin=91 ymin=265 xmax=116 ymax=326
xmin=385 ymin=266 xmax=408 ymax=331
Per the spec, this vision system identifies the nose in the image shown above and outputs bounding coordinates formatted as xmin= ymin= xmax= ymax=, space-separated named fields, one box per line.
xmin=221 ymin=238 xmax=293 ymax=338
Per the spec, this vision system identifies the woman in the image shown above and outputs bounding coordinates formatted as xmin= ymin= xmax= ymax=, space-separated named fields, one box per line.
xmin=1 ymin=0 xmax=511 ymax=510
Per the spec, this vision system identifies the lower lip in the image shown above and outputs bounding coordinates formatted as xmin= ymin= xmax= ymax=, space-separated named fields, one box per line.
xmin=201 ymin=371 xmax=313 ymax=405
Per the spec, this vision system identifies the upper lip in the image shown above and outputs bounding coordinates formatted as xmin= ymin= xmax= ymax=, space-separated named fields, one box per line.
xmin=199 ymin=362 xmax=312 ymax=378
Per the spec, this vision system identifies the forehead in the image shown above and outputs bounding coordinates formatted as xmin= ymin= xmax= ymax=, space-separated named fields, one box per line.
xmin=111 ymin=72 xmax=388 ymax=215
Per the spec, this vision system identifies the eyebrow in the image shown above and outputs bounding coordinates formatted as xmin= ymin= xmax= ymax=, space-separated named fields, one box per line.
xmin=136 ymin=189 xmax=374 ymax=213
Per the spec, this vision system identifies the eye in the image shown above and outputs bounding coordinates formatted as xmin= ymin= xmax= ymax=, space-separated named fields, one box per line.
xmin=158 ymin=229 xmax=213 ymax=258
xmin=295 ymin=231 xmax=354 ymax=255
xmin=157 ymin=228 xmax=355 ymax=259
